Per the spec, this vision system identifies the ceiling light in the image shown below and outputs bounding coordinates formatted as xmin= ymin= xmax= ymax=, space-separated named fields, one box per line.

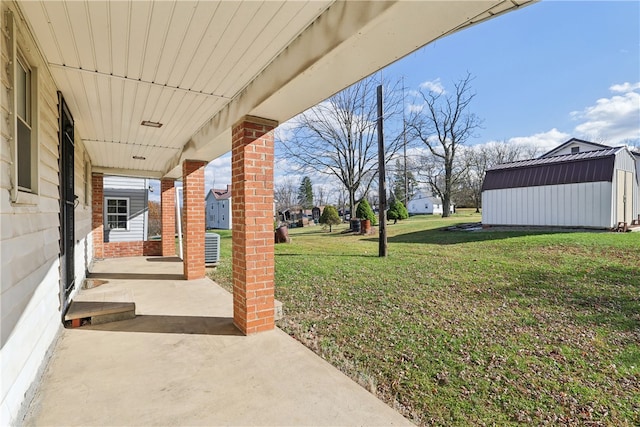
xmin=141 ymin=120 xmax=163 ymax=128
xmin=133 ymin=156 xmax=146 ymax=160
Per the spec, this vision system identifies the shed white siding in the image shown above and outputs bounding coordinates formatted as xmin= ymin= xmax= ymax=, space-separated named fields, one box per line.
xmin=482 ymin=182 xmax=612 ymax=228
xmin=610 ymin=151 xmax=639 ymax=225
xmin=634 ymin=155 xmax=640 ymax=221
xmin=1 ymin=3 xmax=92 ymax=423
xmin=482 ymin=148 xmax=639 ymax=229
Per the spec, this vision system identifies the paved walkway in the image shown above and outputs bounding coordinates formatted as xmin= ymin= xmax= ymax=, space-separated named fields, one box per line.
xmin=22 ymin=257 xmax=411 ymax=426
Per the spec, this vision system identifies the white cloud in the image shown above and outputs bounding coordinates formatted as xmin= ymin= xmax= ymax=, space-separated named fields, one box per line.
xmin=609 ymin=82 xmax=640 ymax=93
xmin=204 ymin=153 xmax=232 ymax=194
xmin=506 ymin=128 xmax=570 ymax=153
xmin=419 ymin=78 xmax=446 ymax=95
xmin=407 ymin=103 xmax=425 ymax=113
xmin=274 ymin=117 xmax=300 ymax=144
xmin=571 ymin=82 xmax=640 ymax=144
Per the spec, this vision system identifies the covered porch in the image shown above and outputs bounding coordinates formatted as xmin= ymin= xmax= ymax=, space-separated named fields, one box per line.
xmin=22 ymin=256 xmax=410 ymax=425
xmin=16 ymin=0 xmax=534 ymax=337
xmin=2 ymin=1 xmax=537 ymax=423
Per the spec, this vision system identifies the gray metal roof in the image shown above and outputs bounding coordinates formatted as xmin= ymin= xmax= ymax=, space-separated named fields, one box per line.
xmin=482 ymin=148 xmax=622 ymax=191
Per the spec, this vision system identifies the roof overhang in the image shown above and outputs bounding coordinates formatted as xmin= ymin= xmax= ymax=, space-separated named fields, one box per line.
xmin=16 ymin=0 xmax=536 ymax=180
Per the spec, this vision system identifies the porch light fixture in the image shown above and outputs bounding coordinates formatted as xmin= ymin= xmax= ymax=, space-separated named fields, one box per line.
xmin=132 ymin=156 xmax=146 ymax=160
xmin=141 ymin=120 xmax=163 ymax=128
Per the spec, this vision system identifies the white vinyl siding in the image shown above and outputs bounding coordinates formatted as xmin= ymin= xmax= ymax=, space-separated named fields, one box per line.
xmin=103 ymin=185 xmax=148 ymax=242
xmin=1 ymin=4 xmax=93 ymax=425
xmin=407 ymin=192 xmax=453 ymax=215
xmin=205 ymin=193 xmax=232 ymax=230
xmin=102 ymin=175 xmax=147 ymax=190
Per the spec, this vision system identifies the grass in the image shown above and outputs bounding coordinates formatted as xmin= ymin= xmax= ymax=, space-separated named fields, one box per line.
xmin=207 ymin=211 xmax=640 ymax=426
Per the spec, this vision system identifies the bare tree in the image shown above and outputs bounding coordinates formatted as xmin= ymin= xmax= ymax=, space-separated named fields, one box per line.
xmin=278 ymin=75 xmax=405 ymax=216
xmin=389 ymin=158 xmax=418 ymax=205
xmin=407 ymin=73 xmax=481 ymax=217
xmin=147 ymin=201 xmax=161 ymax=238
xmin=314 ymin=185 xmax=328 ymax=207
xmin=460 ymin=142 xmax=541 ymax=212
xmin=274 ymin=177 xmax=297 ymax=213
xmin=622 ymin=138 xmax=640 ymax=151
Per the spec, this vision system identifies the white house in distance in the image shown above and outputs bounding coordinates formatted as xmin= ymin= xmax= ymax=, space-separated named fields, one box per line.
xmin=103 ymin=176 xmax=150 ymax=242
xmin=206 ymin=185 xmax=232 ymax=230
xmin=482 ymin=139 xmax=639 ymax=229
xmin=407 ymin=191 xmax=454 ymax=215
xmin=538 ymin=138 xmax=612 ymax=157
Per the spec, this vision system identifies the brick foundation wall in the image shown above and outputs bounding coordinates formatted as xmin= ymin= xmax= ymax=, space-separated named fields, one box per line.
xmin=102 ymin=240 xmax=163 ymax=258
xmin=231 ymin=116 xmax=277 ymax=335
xmin=182 ymin=160 xmax=207 ymax=280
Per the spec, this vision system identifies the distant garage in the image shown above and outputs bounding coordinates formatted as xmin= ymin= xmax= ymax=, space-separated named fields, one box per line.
xmin=482 ymin=146 xmax=639 ymax=229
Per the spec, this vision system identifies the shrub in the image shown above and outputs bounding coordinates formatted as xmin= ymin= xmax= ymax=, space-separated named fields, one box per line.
xmin=319 ymin=205 xmax=341 ymax=232
xmin=356 ymin=199 xmax=377 ymax=225
xmin=387 ymin=200 xmax=409 ymax=222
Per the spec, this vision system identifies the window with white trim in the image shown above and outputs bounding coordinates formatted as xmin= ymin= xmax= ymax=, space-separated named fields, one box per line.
xmin=105 ymin=198 xmax=129 ymax=230
xmin=16 ymin=55 xmax=32 ymax=190
xmin=6 ymin=10 xmax=39 ymax=201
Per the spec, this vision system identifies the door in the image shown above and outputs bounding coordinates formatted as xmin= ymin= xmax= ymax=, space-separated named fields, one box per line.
xmin=616 ymin=170 xmax=634 ymax=224
xmin=59 ymin=93 xmax=74 ymax=316
xmin=624 ymin=171 xmax=633 ymax=224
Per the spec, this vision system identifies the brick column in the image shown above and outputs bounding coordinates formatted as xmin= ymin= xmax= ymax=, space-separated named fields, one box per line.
xmin=182 ymin=160 xmax=207 ymax=280
xmin=231 ymin=116 xmax=278 ymax=335
xmin=91 ymin=173 xmax=104 ymax=259
xmin=161 ymin=179 xmax=176 ymax=257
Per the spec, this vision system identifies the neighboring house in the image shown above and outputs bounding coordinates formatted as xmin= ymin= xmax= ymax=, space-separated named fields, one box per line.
xmin=407 ymin=191 xmax=455 ymax=215
xmin=205 ymin=185 xmax=232 ymax=230
xmin=103 ymin=176 xmax=150 ymax=242
xmin=482 ymin=142 xmax=639 ymax=229
xmin=538 ymin=138 xmax=611 ymax=158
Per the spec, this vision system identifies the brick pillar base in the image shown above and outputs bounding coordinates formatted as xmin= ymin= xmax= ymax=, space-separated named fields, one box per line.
xmin=231 ymin=116 xmax=277 ymax=335
xmin=91 ymin=173 xmax=104 ymax=259
xmin=161 ymin=179 xmax=176 ymax=257
xmin=182 ymin=160 xmax=207 ymax=280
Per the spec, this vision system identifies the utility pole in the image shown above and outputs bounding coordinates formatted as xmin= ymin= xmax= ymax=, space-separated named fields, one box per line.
xmin=377 ymin=85 xmax=387 ymax=257
xmin=402 ymin=76 xmax=408 ymax=208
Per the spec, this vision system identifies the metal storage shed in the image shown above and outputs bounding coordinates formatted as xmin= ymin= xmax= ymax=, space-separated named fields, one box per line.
xmin=482 ymin=147 xmax=639 ymax=229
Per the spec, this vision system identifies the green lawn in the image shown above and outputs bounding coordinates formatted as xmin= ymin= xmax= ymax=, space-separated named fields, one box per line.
xmin=207 ymin=212 xmax=640 ymax=426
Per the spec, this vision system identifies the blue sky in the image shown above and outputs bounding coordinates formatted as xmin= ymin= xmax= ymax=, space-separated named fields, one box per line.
xmin=195 ymin=0 xmax=639 ymax=196
xmin=386 ymin=0 xmax=640 ymax=147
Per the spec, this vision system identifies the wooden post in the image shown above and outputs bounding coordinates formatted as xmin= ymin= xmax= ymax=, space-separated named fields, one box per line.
xmin=377 ymin=85 xmax=387 ymax=257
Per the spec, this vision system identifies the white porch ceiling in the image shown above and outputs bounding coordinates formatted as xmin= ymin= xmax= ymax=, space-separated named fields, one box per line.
xmin=17 ymin=0 xmax=535 ymax=180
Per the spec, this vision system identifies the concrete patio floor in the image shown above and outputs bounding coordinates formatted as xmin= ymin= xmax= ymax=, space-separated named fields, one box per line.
xmin=21 ymin=256 xmax=412 ymax=426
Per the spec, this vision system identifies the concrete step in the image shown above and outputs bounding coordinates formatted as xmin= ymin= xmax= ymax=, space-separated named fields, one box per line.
xmin=65 ymin=300 xmax=136 ymax=327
